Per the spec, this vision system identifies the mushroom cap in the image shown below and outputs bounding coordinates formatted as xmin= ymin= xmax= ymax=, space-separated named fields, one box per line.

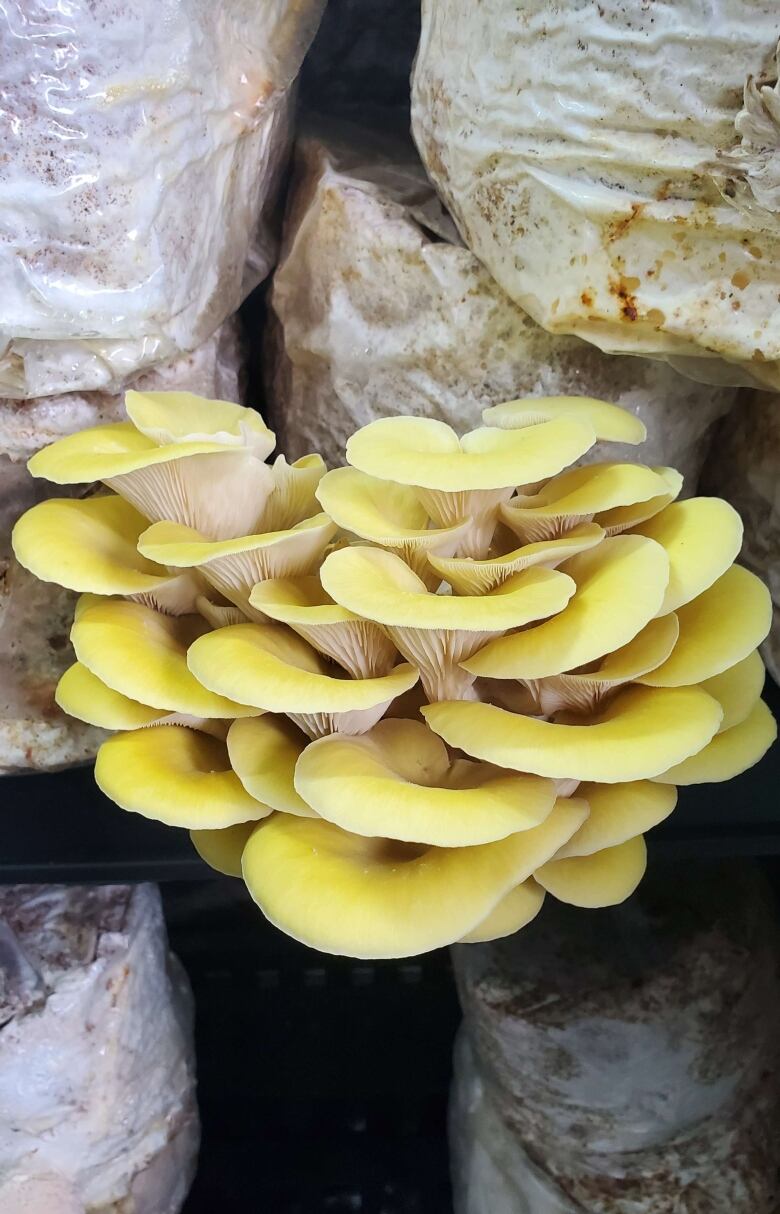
xmin=261 ymin=453 xmax=328 ymax=531
xmin=458 ymin=879 xmax=546 ymax=943
xmin=426 ymin=523 xmax=604 ymax=595
xmin=240 ymin=796 xmax=588 ymax=958
xmin=319 ymin=545 xmax=575 ymax=631
xmin=634 ymin=497 xmax=744 ymax=614
xmin=464 ymin=535 xmax=670 ymax=680
xmin=482 ymin=395 xmax=646 ymax=444
xmin=293 ymin=718 xmax=558 ymax=846
xmin=640 ymin=565 xmax=773 ymax=687
xmin=699 ymin=650 xmax=765 ymax=732
xmin=554 ymin=780 xmax=677 ymax=859
xmin=124 ymin=390 xmax=275 ymax=457
xmin=345 ymin=415 xmax=596 ymax=491
xmin=26 ymin=421 xmax=228 ymax=484
xmin=190 ymin=822 xmax=258 ymax=878
xmin=316 ymin=466 xmax=465 ymax=546
xmin=596 ymin=468 xmax=683 ymax=536
xmin=56 ymin=662 xmax=168 ymax=729
xmin=422 ymin=684 xmax=723 ymax=782
xmin=652 ymin=698 xmax=776 ymax=785
xmin=188 ymin=622 xmax=419 ymax=713
xmin=95 ymin=725 xmax=271 ymax=828
xmin=227 ymin=715 xmax=315 ymax=816
xmin=535 ymin=835 xmax=648 ymax=908
xmin=71 ymin=599 xmax=258 ymax=718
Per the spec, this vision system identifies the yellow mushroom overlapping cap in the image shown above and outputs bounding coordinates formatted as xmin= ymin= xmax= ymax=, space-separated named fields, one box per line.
xmin=12 ymin=390 xmax=776 ymax=958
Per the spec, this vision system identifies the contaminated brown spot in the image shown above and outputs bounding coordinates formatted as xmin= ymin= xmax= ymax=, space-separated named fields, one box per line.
xmin=646 ymin=308 xmax=665 ymax=326
xmin=580 ymin=289 xmax=594 ymax=307
xmin=748 ymin=245 xmax=763 ymax=259
xmin=609 ymin=275 xmax=639 ymax=321
xmin=731 ymin=270 xmax=751 ymax=290
xmin=607 ymin=203 xmax=644 ymax=243
xmin=732 ymin=300 xmax=741 ymax=311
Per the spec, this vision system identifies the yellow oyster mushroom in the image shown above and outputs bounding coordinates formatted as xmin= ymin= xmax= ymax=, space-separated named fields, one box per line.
xmin=188 ymin=622 xmax=419 ymax=736
xmin=190 ymin=822 xmax=258 ymax=878
xmin=195 ymin=595 xmax=248 ymax=630
xmin=293 ymin=719 xmax=558 ymax=846
xmin=422 ymin=684 xmax=722 ymax=783
xmin=634 ymin=497 xmax=744 ymax=614
xmin=699 ymin=650 xmax=765 ymax=732
xmin=535 ymin=836 xmax=648 ymax=908
xmin=56 ymin=662 xmax=168 ymax=730
xmin=640 ymin=565 xmax=772 ymax=687
xmin=426 ymin=522 xmax=604 ymax=595
xmin=500 ymin=462 xmax=673 ymax=544
xmin=320 ymin=544 xmax=575 ymax=700
xmin=553 ymin=781 xmax=677 ymax=859
xmin=596 ymin=468 xmax=684 ymax=537
xmin=226 ymin=715 xmax=315 ymax=817
xmin=71 ymin=599 xmax=259 ymax=718
xmin=241 ymin=797 xmax=588 ymax=958
xmin=249 ymin=576 xmax=397 ymax=678
xmin=138 ymin=514 xmax=337 ymax=619
xmin=95 ymin=725 xmax=272 ymax=828
xmin=458 ymin=879 xmax=546 ymax=944
xmin=124 ymin=390 xmax=276 ymax=456
xmin=482 ymin=395 xmax=646 ymax=444
xmin=653 ymin=699 xmax=776 ymax=785
xmin=464 ymin=535 xmax=669 ymax=681
xmin=261 ymin=454 xmax=329 ymax=531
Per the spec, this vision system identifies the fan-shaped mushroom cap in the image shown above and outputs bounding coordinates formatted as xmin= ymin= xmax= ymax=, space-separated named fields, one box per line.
xmin=634 ymin=497 xmax=744 ymax=614
xmin=190 ymin=822 xmax=258 ymax=878
xmin=426 ymin=523 xmax=604 ymax=595
xmin=227 ymin=715 xmax=315 ymax=817
xmin=240 ymin=796 xmax=588 ymax=958
xmin=124 ymin=390 xmax=275 ymax=457
xmin=699 ymin=650 xmax=765 ymax=732
xmin=640 ymin=565 xmax=773 ymax=687
xmin=482 ymin=396 xmax=646 ymax=444
xmin=500 ymin=463 xmax=672 ymax=544
xmin=535 ymin=836 xmax=648 ymax=908
xmin=554 ymin=781 xmax=677 ymax=859
xmin=56 ymin=662 xmax=167 ymax=730
xmin=422 ymin=685 xmax=722 ymax=783
xmin=261 ymin=454 xmax=328 ymax=531
xmin=346 ymin=415 xmax=596 ymax=491
xmin=95 ymin=725 xmax=271 ymax=828
xmin=249 ymin=576 xmax=397 ymax=678
xmin=71 ymin=599 xmax=258 ymax=718
xmin=653 ymin=698 xmax=776 ymax=785
xmin=596 ymin=468 xmax=684 ymax=537
xmin=188 ymin=622 xmax=418 ymax=718
xmin=464 ymin=535 xmax=669 ymax=680
xmin=138 ymin=514 xmax=336 ymax=618
xmin=458 ymin=879 xmax=546 ymax=943
xmin=293 ymin=719 xmax=557 ymax=846
xmin=529 ymin=614 xmax=680 ymax=716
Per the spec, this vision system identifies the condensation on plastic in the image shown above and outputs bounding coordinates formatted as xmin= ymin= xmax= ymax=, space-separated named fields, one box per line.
xmin=411 ymin=1 xmax=780 ymax=389
xmin=0 ymin=0 xmax=324 ymax=399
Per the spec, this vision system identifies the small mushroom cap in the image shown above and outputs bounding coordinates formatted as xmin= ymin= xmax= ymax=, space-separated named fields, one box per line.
xmin=699 ymin=650 xmax=765 ymax=732
xmin=535 ymin=835 xmax=648 ymax=908
xmin=124 ymin=390 xmax=275 ymax=457
xmin=458 ymin=879 xmax=546 ymax=943
xmin=316 ymin=466 xmax=463 ymax=545
xmin=190 ymin=822 xmax=258 ymax=878
xmin=320 ymin=545 xmax=575 ymax=631
xmin=640 ymin=565 xmax=773 ymax=687
xmin=482 ymin=396 xmax=646 ymax=444
xmin=227 ymin=715 xmax=315 ymax=817
xmin=71 ymin=599 xmax=259 ymax=717
xmin=293 ymin=719 xmax=558 ymax=846
xmin=652 ymin=698 xmax=776 ymax=785
xmin=596 ymin=468 xmax=683 ymax=536
xmin=262 ymin=454 xmax=328 ymax=531
xmin=26 ymin=421 xmax=228 ymax=483
xmin=426 ymin=523 xmax=604 ymax=595
xmin=422 ymin=685 xmax=723 ymax=783
xmin=634 ymin=497 xmax=744 ymax=614
xmin=240 ymin=797 xmax=588 ymax=958
xmin=464 ymin=535 xmax=669 ymax=680
xmin=554 ymin=781 xmax=677 ymax=859
xmin=56 ymin=662 xmax=167 ymax=729
xmin=95 ymin=725 xmax=272 ymax=828
xmin=188 ymin=622 xmax=419 ymax=713
xmin=346 ymin=415 xmax=596 ymax=491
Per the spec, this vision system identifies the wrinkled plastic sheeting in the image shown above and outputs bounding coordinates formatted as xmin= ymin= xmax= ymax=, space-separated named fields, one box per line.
xmin=449 ymin=864 xmax=780 ymax=1213
xmin=412 ymin=1 xmax=780 ymax=390
xmin=265 ymin=124 xmax=735 ymax=478
xmin=0 ymin=322 xmax=244 ymax=773
xmin=702 ymin=391 xmax=780 ymax=686
xmin=0 ymin=0 xmax=324 ymax=399
xmin=0 ymin=884 xmax=198 ymax=1214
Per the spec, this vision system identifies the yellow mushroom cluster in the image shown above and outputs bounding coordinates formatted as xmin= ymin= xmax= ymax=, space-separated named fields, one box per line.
xmin=12 ymin=391 xmax=776 ymax=958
